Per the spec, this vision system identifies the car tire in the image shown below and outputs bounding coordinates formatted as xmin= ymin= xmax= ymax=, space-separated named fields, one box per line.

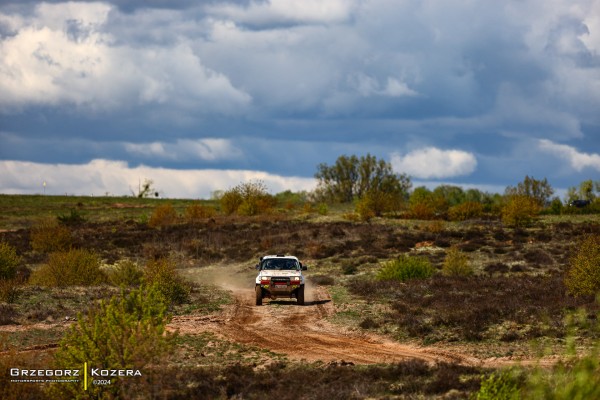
xmin=297 ymin=285 xmax=305 ymax=306
xmin=255 ymin=285 xmax=263 ymax=306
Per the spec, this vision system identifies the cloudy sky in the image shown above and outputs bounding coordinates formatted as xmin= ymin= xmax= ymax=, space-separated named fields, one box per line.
xmin=0 ymin=0 xmax=599 ymax=199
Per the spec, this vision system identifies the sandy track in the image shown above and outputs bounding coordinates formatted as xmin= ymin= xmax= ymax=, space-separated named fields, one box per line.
xmin=169 ymin=285 xmax=484 ymax=366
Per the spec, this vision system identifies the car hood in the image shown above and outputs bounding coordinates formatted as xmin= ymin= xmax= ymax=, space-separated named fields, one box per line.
xmin=259 ymin=270 xmax=301 ymax=277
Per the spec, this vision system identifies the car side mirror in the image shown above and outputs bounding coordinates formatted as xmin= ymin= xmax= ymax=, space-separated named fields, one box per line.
xmin=302 ymin=266 xmax=308 ymax=271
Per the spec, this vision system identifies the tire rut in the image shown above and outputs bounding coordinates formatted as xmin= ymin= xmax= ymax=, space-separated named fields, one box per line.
xmin=168 ymin=284 xmax=489 ymax=366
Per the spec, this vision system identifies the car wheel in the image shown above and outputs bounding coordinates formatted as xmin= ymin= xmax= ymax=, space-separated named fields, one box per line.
xmin=296 ymin=285 xmax=305 ymax=306
xmin=255 ymin=285 xmax=263 ymax=306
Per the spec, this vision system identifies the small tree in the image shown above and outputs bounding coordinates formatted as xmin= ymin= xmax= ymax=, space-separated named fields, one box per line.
xmin=50 ymin=286 xmax=173 ymax=399
xmin=448 ymin=201 xmax=484 ymax=221
xmin=565 ymin=234 xmax=600 ymax=297
xmin=30 ymin=221 xmax=72 ymax=253
xmin=144 ymin=257 xmax=190 ymax=305
xmin=315 ymin=154 xmax=411 ymax=204
xmin=442 ymin=247 xmax=473 ymax=276
xmin=185 ymin=203 xmax=217 ymax=223
xmin=505 ymin=175 xmax=554 ymax=206
xmin=220 ymin=180 xmax=276 ymax=216
xmin=132 ymin=178 xmax=158 ymax=198
xmin=501 ymin=195 xmax=540 ymax=227
xmin=148 ymin=203 xmax=178 ymax=228
xmin=0 ymin=242 xmax=20 ymax=280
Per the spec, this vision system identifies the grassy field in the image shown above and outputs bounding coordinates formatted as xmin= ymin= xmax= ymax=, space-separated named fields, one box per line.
xmin=1 ymin=194 xmax=599 ymax=399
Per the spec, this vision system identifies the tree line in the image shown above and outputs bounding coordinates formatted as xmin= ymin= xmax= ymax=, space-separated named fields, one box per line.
xmin=214 ymin=153 xmax=600 ymax=224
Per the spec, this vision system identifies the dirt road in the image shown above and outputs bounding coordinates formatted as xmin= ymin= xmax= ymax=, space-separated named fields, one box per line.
xmin=169 ymin=283 xmax=486 ymax=366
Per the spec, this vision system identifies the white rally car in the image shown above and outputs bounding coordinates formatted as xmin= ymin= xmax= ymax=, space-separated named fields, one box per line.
xmin=255 ymin=255 xmax=308 ymax=306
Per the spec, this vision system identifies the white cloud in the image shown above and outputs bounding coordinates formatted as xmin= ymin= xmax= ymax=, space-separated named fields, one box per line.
xmin=207 ymin=0 xmax=355 ymax=26
xmin=0 ymin=3 xmax=251 ymax=113
xmin=538 ymin=139 xmax=600 ymax=171
xmin=0 ymin=159 xmax=317 ymax=198
xmin=349 ymin=73 xmax=418 ymax=97
xmin=124 ymin=138 xmax=243 ymax=162
xmin=391 ymin=147 xmax=477 ymax=179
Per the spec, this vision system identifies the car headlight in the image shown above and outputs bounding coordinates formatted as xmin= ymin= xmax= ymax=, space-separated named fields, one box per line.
xmin=290 ymin=276 xmax=300 ymax=282
xmin=260 ymin=276 xmax=270 ymax=282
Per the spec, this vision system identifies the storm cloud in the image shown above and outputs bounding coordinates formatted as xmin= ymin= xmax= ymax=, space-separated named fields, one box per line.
xmin=0 ymin=0 xmax=599 ymax=197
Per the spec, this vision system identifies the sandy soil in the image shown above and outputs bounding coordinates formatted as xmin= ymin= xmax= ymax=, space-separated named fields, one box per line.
xmin=168 ymin=282 xmax=511 ymax=367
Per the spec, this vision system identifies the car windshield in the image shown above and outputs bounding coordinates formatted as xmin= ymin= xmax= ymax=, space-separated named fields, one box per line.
xmin=261 ymin=259 xmax=300 ymax=271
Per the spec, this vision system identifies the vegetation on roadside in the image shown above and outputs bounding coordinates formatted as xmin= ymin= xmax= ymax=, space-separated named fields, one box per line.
xmin=29 ymin=248 xmax=106 ymax=287
xmin=376 ymin=255 xmax=434 ymax=282
xmin=50 ymin=285 xmax=174 ymax=399
xmin=564 ymin=234 xmax=600 ymax=297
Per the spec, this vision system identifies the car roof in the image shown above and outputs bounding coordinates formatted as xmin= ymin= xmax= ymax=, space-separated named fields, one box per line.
xmin=261 ymin=255 xmax=299 ymax=261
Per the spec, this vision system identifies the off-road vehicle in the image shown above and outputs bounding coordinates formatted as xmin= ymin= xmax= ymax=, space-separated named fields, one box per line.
xmin=255 ymin=255 xmax=307 ymax=306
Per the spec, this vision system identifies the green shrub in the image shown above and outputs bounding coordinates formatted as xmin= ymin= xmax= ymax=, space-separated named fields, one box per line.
xmin=356 ymin=197 xmax=376 ymax=221
xmin=547 ymin=197 xmax=563 ymax=215
xmin=0 ymin=242 xmax=20 ymax=280
xmin=220 ymin=181 xmax=276 ymax=216
xmin=377 ymin=255 xmax=434 ymax=282
xmin=220 ymin=189 xmax=243 ymax=215
xmin=29 ymin=221 xmax=72 ymax=252
xmin=109 ymin=259 xmax=143 ymax=288
xmin=143 ymin=258 xmax=190 ymax=305
xmin=564 ymin=234 xmax=600 ymax=297
xmin=148 ymin=203 xmax=178 ymax=228
xmin=317 ymin=203 xmax=329 ymax=215
xmin=501 ymin=195 xmax=540 ymax=227
xmin=0 ymin=278 xmax=20 ymax=303
xmin=57 ymin=208 xmax=86 ymax=225
xmin=356 ymin=190 xmax=402 ymax=219
xmin=409 ymin=202 xmax=436 ymax=220
xmin=50 ymin=286 xmax=173 ymax=399
xmin=184 ymin=203 xmax=217 ymax=223
xmin=443 ymin=247 xmax=473 ymax=276
xmin=522 ymin=308 xmax=600 ymax=399
xmin=524 ymin=354 xmax=600 ymax=399
xmin=29 ymin=248 xmax=106 ymax=287
xmin=448 ymin=201 xmax=484 ymax=221
xmin=474 ymin=369 xmax=521 ymax=400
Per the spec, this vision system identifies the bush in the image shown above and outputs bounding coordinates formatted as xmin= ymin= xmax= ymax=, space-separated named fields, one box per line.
xmin=475 ymin=369 xmax=521 ymax=400
xmin=565 ymin=234 xmax=600 ymax=297
xmin=409 ymin=203 xmax=437 ymax=220
xmin=443 ymin=247 xmax=473 ymax=276
xmin=0 ymin=242 xmax=20 ymax=280
xmin=501 ymin=195 xmax=540 ymax=227
xmin=448 ymin=201 xmax=484 ymax=221
xmin=144 ymin=257 xmax=190 ymax=305
xmin=356 ymin=190 xmax=402 ymax=219
xmin=109 ymin=259 xmax=143 ymax=288
xmin=317 ymin=203 xmax=329 ymax=216
xmin=148 ymin=203 xmax=178 ymax=228
xmin=377 ymin=255 xmax=434 ymax=282
xmin=57 ymin=208 xmax=86 ymax=225
xmin=220 ymin=189 xmax=244 ymax=215
xmin=220 ymin=181 xmax=276 ymax=216
xmin=50 ymin=286 xmax=173 ymax=399
xmin=29 ymin=248 xmax=106 ymax=287
xmin=523 ymin=308 xmax=600 ymax=399
xmin=356 ymin=197 xmax=376 ymax=221
xmin=0 ymin=278 xmax=20 ymax=303
xmin=185 ymin=203 xmax=217 ymax=223
xmin=29 ymin=221 xmax=72 ymax=252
